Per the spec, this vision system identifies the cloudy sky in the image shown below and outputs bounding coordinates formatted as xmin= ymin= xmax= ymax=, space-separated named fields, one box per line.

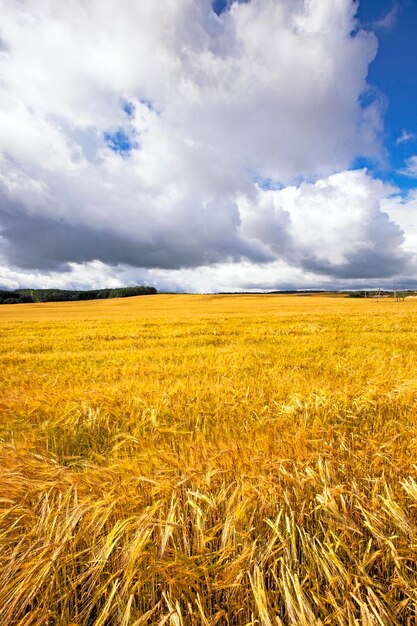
xmin=0 ymin=0 xmax=417 ymax=292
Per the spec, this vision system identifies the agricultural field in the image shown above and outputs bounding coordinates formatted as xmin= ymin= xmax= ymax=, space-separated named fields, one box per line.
xmin=2 ymin=294 xmax=417 ymax=625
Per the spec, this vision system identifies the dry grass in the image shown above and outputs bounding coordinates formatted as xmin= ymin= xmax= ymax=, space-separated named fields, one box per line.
xmin=1 ymin=294 xmax=417 ymax=624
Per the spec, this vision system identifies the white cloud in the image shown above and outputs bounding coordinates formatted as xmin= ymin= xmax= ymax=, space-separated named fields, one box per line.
xmin=373 ymin=5 xmax=399 ymax=32
xmin=400 ymin=155 xmax=417 ymax=178
xmin=239 ymin=169 xmax=409 ymax=280
xmin=0 ymin=0 xmax=410 ymax=291
xmin=396 ymin=130 xmax=416 ymax=145
xmin=1 ymin=169 xmax=415 ymax=292
xmin=382 ymin=190 xmax=417 ymax=256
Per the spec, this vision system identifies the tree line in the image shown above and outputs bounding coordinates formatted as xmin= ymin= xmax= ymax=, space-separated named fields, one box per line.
xmin=0 ymin=286 xmax=157 ymax=305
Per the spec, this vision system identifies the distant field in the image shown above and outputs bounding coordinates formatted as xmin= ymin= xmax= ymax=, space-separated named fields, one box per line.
xmin=1 ymin=294 xmax=417 ymax=625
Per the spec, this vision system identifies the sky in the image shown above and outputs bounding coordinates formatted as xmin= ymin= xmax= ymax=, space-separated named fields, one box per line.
xmin=0 ymin=0 xmax=417 ymax=292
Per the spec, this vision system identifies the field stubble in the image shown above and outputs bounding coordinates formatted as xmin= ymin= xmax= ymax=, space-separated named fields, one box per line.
xmin=1 ymin=295 xmax=417 ymax=624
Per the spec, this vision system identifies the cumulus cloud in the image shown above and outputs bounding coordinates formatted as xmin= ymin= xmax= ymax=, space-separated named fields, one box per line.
xmin=382 ymin=190 xmax=417 ymax=257
xmin=0 ymin=0 xmax=411 ymax=291
xmin=1 ymin=168 xmax=414 ymax=292
xmin=240 ymin=170 xmax=409 ymax=279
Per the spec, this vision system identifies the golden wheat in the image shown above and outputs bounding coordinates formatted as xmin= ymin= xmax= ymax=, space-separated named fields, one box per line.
xmin=1 ymin=294 xmax=417 ymax=624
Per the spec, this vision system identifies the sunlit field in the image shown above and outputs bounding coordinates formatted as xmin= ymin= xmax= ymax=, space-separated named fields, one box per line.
xmin=2 ymin=294 xmax=417 ymax=625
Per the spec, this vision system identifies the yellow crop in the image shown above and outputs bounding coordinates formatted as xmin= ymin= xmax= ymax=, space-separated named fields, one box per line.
xmin=1 ymin=294 xmax=417 ymax=624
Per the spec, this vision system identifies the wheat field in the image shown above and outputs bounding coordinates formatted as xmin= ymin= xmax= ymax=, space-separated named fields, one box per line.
xmin=1 ymin=294 xmax=417 ymax=625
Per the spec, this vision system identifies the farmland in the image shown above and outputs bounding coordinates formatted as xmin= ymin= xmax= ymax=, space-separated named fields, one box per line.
xmin=1 ymin=294 xmax=417 ymax=625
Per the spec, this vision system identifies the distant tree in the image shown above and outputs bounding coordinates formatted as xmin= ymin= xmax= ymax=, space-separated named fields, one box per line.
xmin=0 ymin=285 xmax=157 ymax=304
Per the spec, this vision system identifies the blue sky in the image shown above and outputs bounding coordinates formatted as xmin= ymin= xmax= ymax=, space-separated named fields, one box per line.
xmin=357 ymin=0 xmax=417 ymax=191
xmin=1 ymin=0 xmax=417 ymax=292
